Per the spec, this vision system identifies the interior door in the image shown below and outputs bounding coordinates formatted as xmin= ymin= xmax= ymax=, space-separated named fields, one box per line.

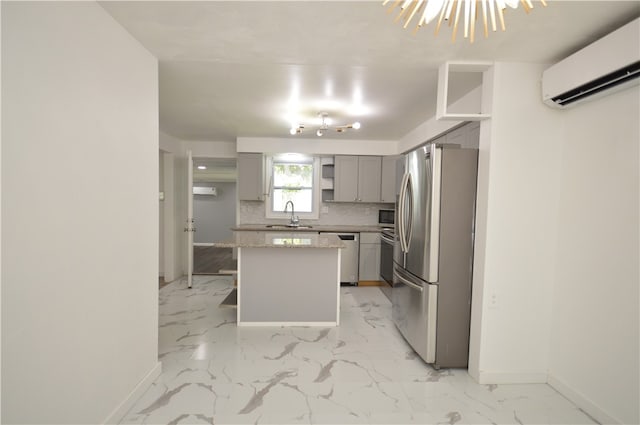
xmin=186 ymin=150 xmax=194 ymax=288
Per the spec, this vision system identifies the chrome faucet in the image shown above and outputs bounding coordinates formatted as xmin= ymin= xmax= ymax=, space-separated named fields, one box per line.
xmin=284 ymin=201 xmax=299 ymax=226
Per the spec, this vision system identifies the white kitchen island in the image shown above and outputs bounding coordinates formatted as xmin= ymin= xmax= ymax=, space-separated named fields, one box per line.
xmin=214 ymin=231 xmax=344 ymax=326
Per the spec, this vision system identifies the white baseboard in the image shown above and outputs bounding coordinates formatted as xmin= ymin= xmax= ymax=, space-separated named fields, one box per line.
xmin=475 ymin=370 xmax=548 ymax=384
xmin=548 ymin=374 xmax=620 ymax=425
xmin=103 ymin=361 xmax=162 ymax=424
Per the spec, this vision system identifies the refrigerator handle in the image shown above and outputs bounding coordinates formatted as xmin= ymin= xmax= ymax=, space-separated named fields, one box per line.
xmin=398 ymin=172 xmax=410 ymax=253
xmin=394 ymin=265 xmax=423 ymax=292
xmin=405 ymin=172 xmax=413 ymax=252
xmin=397 ymin=172 xmax=404 ymax=252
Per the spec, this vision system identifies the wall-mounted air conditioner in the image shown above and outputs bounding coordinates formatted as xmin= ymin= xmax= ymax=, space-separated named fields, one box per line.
xmin=193 ymin=186 xmax=217 ymax=196
xmin=542 ymin=17 xmax=640 ymax=109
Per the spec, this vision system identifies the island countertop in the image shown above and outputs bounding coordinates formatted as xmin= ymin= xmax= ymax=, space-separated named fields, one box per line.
xmin=213 ymin=231 xmax=345 ymax=249
xmin=232 ymin=224 xmax=387 ymax=233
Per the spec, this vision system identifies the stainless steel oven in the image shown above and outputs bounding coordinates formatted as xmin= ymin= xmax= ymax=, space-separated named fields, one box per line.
xmin=379 ymin=228 xmax=395 ymax=300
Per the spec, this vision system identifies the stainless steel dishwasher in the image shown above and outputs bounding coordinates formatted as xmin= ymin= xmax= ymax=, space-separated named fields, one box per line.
xmin=320 ymin=232 xmax=359 ymax=285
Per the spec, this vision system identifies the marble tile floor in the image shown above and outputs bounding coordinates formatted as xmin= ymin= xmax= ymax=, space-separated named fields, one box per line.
xmin=120 ymin=276 xmax=597 ymax=425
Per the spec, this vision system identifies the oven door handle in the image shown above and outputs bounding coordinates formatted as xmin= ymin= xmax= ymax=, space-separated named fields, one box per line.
xmin=380 ymin=233 xmax=394 ymax=244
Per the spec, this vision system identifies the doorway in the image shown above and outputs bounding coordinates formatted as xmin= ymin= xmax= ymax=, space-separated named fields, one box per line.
xmin=159 ymin=149 xmax=178 ymax=288
xmin=192 ymin=157 xmax=237 ymax=274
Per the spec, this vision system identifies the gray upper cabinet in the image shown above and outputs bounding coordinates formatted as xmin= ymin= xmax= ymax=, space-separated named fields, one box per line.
xmin=334 ymin=155 xmax=381 ymax=202
xmin=380 ymin=156 xmax=399 ymax=203
xmin=334 ymin=155 xmax=359 ymax=202
xmin=357 ymin=156 xmax=382 ymax=202
xmin=237 ymin=153 xmax=264 ymax=201
xmin=445 ymin=122 xmax=480 ymax=148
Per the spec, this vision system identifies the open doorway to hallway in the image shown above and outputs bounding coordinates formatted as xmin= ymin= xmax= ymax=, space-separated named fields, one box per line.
xmin=192 ymin=157 xmax=237 ymax=275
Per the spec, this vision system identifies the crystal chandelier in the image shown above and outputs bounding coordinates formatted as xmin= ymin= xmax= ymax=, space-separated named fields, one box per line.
xmin=383 ymin=0 xmax=547 ymax=43
xmin=290 ymin=112 xmax=361 ymax=137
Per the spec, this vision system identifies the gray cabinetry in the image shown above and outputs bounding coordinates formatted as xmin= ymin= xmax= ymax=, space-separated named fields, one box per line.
xmin=380 ymin=156 xmax=399 ymax=203
xmin=238 ymin=153 xmax=264 ymax=201
xmin=334 ymin=155 xmax=359 ymax=202
xmin=357 ymin=156 xmax=382 ymax=202
xmin=334 ymin=155 xmax=382 ymax=202
xmin=359 ymin=232 xmax=381 ymax=281
xmin=444 ymin=122 xmax=480 ymax=148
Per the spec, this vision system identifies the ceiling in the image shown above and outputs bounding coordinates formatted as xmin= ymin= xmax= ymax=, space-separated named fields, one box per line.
xmin=100 ymin=1 xmax=640 ymax=142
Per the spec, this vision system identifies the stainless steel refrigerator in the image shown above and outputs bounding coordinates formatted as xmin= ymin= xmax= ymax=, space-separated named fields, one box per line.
xmin=393 ymin=143 xmax=478 ymax=369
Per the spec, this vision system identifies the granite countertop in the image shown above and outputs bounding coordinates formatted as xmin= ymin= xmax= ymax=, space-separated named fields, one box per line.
xmin=232 ymin=224 xmax=389 ymax=233
xmin=214 ymin=231 xmax=345 ymax=249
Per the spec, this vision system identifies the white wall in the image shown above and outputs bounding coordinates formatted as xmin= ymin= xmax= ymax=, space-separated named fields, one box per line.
xmin=548 ymin=87 xmax=639 ymax=425
xmin=2 ymin=3 xmax=160 ymax=423
xmin=237 ymin=137 xmax=398 ymax=156
xmin=160 ymin=130 xmax=185 ymax=154
xmin=468 ymin=63 xmax=564 ymax=383
xmin=185 ymin=140 xmax=237 ymax=158
xmin=0 ymin=3 xmax=3 ymax=419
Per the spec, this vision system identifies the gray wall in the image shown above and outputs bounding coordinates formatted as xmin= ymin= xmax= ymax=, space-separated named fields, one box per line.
xmin=194 ymin=182 xmax=237 ymax=243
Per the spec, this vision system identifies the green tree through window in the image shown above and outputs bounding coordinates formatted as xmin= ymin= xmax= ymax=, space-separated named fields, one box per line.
xmin=272 ymin=162 xmax=314 ymax=213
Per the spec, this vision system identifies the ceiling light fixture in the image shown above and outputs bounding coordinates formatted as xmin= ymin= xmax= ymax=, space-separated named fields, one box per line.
xmin=290 ymin=112 xmax=361 ymax=137
xmin=383 ymin=0 xmax=546 ymax=43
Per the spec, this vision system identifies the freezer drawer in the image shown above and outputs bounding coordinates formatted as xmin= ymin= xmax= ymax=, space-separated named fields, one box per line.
xmin=392 ymin=265 xmax=437 ymax=364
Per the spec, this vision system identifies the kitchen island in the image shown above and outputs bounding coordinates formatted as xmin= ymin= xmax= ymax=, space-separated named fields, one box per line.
xmin=214 ymin=231 xmax=344 ymax=326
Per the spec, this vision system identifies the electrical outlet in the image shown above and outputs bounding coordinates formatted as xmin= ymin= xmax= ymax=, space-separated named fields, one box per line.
xmin=321 ymin=206 xmax=329 ymax=214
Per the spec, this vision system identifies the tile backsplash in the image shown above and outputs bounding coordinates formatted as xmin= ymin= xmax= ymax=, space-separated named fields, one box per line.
xmin=239 ymin=201 xmax=394 ymax=226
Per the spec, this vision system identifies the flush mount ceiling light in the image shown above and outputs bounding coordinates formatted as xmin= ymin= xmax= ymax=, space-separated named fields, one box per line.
xmin=383 ymin=0 xmax=546 ymax=43
xmin=290 ymin=112 xmax=361 ymax=137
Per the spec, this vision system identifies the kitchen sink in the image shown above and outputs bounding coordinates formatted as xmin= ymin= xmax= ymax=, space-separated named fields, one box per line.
xmin=265 ymin=224 xmax=313 ymax=229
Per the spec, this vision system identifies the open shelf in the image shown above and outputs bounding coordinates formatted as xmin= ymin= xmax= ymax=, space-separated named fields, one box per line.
xmin=437 ymin=61 xmax=492 ymax=121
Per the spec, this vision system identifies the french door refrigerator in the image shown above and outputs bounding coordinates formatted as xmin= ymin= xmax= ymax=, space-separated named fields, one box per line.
xmin=393 ymin=143 xmax=478 ymax=368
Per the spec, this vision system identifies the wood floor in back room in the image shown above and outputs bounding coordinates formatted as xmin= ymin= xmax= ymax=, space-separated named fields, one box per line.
xmin=194 ymin=246 xmax=237 ymax=274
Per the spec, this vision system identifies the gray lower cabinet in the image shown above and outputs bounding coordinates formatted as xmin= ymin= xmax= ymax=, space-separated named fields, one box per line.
xmin=359 ymin=232 xmax=381 ymax=281
xmin=238 ymin=153 xmax=264 ymax=201
xmin=334 ymin=155 xmax=382 ymax=202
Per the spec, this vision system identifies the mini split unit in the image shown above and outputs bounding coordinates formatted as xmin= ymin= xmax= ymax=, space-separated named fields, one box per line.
xmin=193 ymin=187 xmax=217 ymax=196
xmin=542 ymin=17 xmax=640 ymax=109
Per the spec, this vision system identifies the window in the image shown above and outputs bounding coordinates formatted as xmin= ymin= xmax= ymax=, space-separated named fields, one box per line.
xmin=266 ymin=155 xmax=319 ymax=219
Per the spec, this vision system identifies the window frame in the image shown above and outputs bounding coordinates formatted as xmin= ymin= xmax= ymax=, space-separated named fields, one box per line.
xmin=265 ymin=155 xmax=320 ymax=220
